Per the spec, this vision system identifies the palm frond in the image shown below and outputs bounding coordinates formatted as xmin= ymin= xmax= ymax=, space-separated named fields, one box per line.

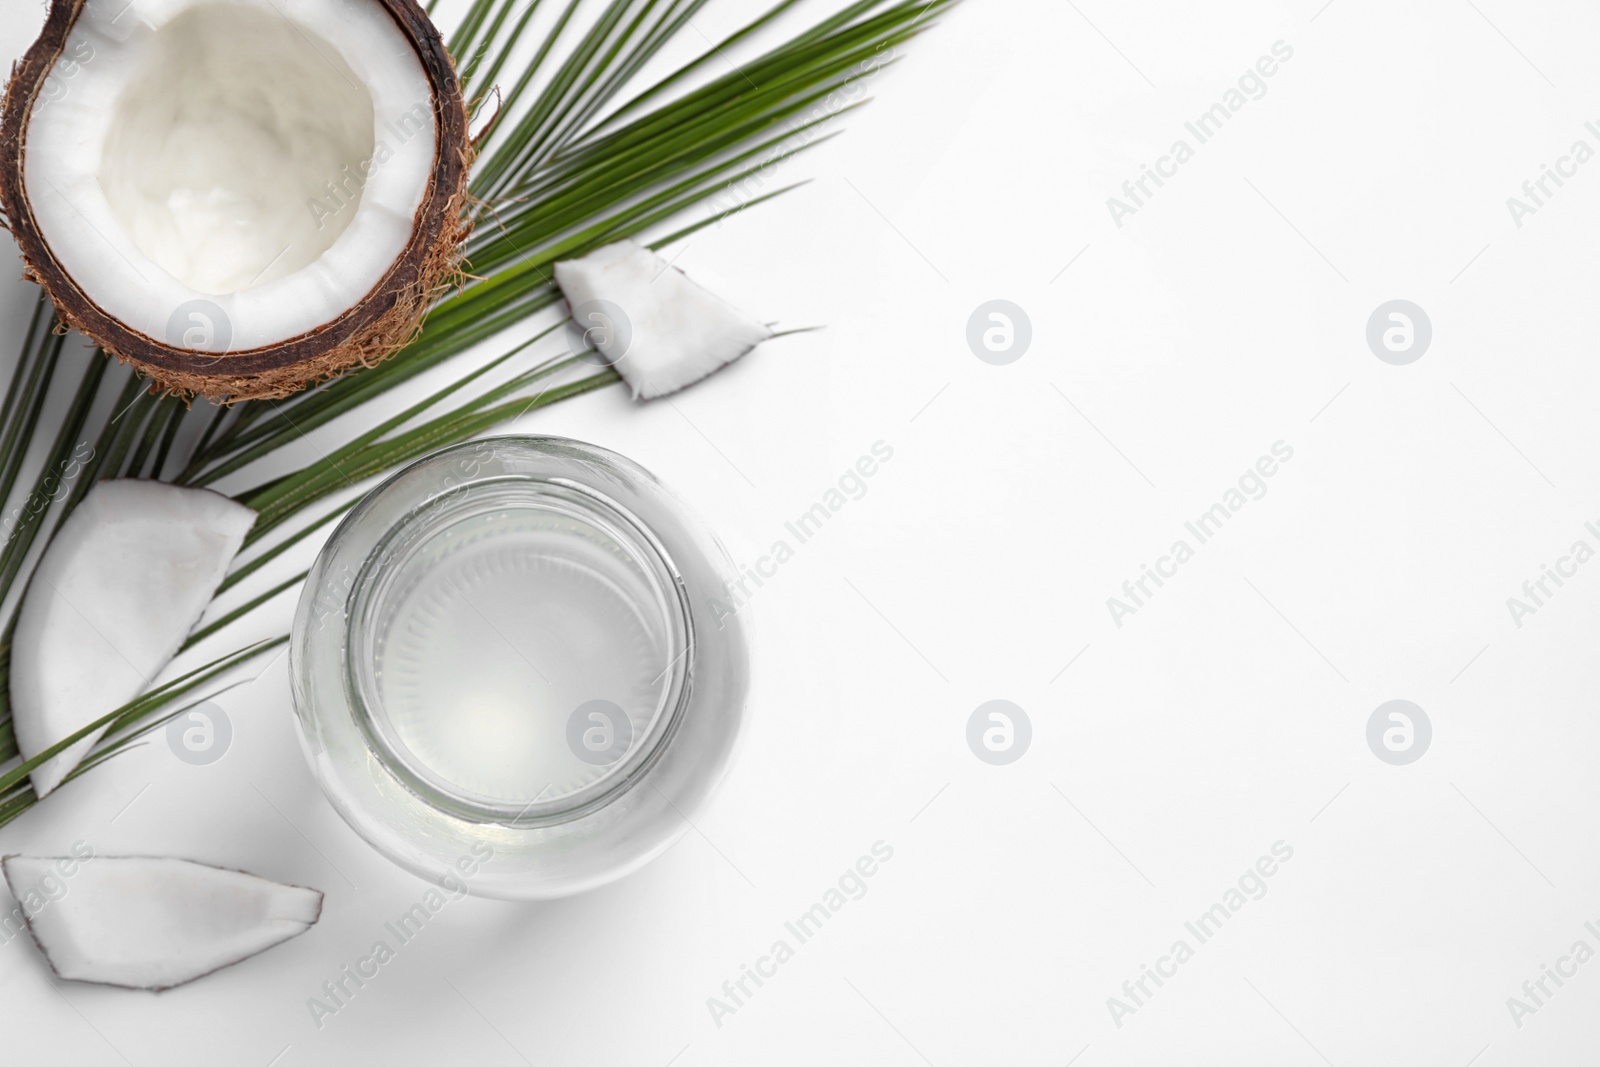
xmin=0 ymin=0 xmax=956 ymax=829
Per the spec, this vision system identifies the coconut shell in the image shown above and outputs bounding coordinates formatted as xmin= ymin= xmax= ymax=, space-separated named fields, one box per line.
xmin=0 ymin=0 xmax=472 ymax=401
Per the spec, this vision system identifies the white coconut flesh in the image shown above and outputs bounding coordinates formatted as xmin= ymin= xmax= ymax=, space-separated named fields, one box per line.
xmin=2 ymin=855 xmax=322 ymax=990
xmin=553 ymin=240 xmax=774 ymax=400
xmin=11 ymin=480 xmax=255 ymax=797
xmin=24 ymin=0 xmax=437 ymax=352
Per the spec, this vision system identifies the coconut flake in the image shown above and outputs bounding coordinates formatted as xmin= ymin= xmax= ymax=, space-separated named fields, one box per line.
xmin=1 ymin=855 xmax=322 ymax=990
xmin=11 ymin=480 xmax=255 ymax=797
xmin=554 ymin=240 xmax=774 ymax=400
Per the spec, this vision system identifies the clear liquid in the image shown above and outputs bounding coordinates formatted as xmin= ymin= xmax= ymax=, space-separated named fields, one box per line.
xmin=353 ymin=485 xmax=685 ymax=818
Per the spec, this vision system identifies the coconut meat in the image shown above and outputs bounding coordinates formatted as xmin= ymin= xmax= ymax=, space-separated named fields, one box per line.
xmin=10 ymin=480 xmax=255 ymax=797
xmin=553 ymin=241 xmax=774 ymax=400
xmin=23 ymin=0 xmax=438 ymax=352
xmin=2 ymin=855 xmax=322 ymax=990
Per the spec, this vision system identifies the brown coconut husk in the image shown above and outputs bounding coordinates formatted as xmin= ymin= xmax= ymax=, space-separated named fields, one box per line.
xmin=0 ymin=0 xmax=473 ymax=402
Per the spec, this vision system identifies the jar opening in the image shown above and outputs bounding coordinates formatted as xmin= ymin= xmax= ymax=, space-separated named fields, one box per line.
xmin=344 ymin=476 xmax=693 ymax=825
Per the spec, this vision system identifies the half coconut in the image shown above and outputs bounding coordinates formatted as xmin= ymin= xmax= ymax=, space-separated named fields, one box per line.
xmin=0 ymin=0 xmax=471 ymax=400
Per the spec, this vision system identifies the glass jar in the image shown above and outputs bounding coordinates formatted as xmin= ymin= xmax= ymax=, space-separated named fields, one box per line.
xmin=289 ymin=437 xmax=750 ymax=899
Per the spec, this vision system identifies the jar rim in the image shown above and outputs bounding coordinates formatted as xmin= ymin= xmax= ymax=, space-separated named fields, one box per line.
xmin=342 ymin=474 xmax=696 ymax=826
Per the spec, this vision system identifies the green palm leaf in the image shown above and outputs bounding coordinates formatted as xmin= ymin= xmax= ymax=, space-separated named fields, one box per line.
xmin=0 ymin=0 xmax=955 ymax=830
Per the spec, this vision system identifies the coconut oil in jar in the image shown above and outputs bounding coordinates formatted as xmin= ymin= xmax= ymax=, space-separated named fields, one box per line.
xmin=290 ymin=438 xmax=749 ymax=898
xmin=350 ymin=478 xmax=690 ymax=820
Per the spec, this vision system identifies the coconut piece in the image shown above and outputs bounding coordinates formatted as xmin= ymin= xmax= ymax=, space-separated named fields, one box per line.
xmin=11 ymin=479 xmax=255 ymax=797
xmin=554 ymin=240 xmax=774 ymax=400
xmin=0 ymin=0 xmax=471 ymax=400
xmin=2 ymin=855 xmax=322 ymax=990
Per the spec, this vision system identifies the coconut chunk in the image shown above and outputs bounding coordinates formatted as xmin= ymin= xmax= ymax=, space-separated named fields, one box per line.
xmin=2 ymin=855 xmax=322 ymax=991
xmin=554 ymin=240 xmax=774 ymax=400
xmin=11 ymin=480 xmax=255 ymax=797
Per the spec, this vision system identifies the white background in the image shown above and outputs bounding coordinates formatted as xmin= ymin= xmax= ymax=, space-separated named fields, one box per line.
xmin=4 ymin=0 xmax=1600 ymax=1064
